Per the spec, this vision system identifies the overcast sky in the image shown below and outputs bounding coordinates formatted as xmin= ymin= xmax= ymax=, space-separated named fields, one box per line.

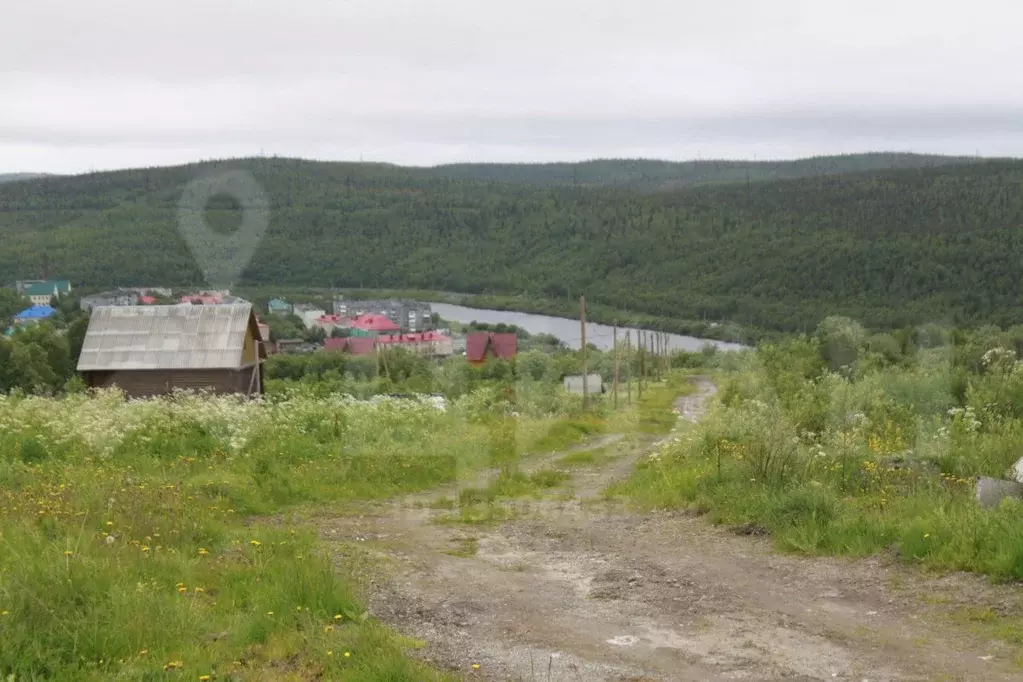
xmin=3 ymin=0 xmax=1022 ymax=174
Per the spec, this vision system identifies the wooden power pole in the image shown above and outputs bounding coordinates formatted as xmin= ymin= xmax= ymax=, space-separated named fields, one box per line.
xmin=580 ymin=295 xmax=588 ymax=408
xmin=638 ymin=330 xmax=645 ymax=398
xmin=612 ymin=322 xmax=619 ymax=410
xmin=626 ymin=330 xmax=632 ymax=404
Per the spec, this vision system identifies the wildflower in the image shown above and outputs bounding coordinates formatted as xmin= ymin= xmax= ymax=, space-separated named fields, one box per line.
xmin=1 ymin=610 xmax=9 ymax=616
xmin=64 ymin=550 xmax=73 ymax=556
xmin=198 ymin=548 xmax=209 ymax=556
xmin=472 ymin=663 xmax=480 ymax=669
xmin=324 ymin=625 xmax=334 ymax=632
xmin=139 ymin=649 xmax=148 ymax=656
xmin=105 ymin=535 xmax=115 ymax=545
xmin=334 ymin=613 xmax=343 ymax=620
xmin=142 ymin=546 xmax=151 ymax=552
xmin=344 ymin=652 xmax=351 ymax=658
xmin=178 ymin=586 xmax=188 ymax=593
xmin=194 ymin=587 xmax=205 ymax=593
xmin=266 ymin=611 xmax=274 ymax=616
xmin=327 ymin=650 xmax=333 ymax=656
xmin=249 ymin=539 xmax=261 ymax=547
xmin=105 ymin=521 xmax=114 ymax=526
xmin=924 ymin=533 xmax=931 ymax=539
xmin=200 ymin=676 xmax=211 ymax=681
xmin=164 ymin=660 xmax=183 ymax=671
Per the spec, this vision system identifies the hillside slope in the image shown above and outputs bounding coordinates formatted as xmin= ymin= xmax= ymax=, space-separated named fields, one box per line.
xmin=2 ymin=157 xmax=1022 ymax=332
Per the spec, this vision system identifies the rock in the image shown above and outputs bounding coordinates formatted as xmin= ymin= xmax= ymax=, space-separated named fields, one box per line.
xmin=1011 ymin=457 xmax=1023 ymax=484
xmin=975 ymin=477 xmax=1023 ymax=508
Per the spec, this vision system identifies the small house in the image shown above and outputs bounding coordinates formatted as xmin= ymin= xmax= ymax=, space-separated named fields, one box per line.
xmin=268 ymin=298 xmax=293 ymax=315
xmin=19 ymin=280 xmax=72 ymax=306
xmin=466 ymin=332 xmax=517 ymax=366
xmin=324 ymin=336 xmax=376 ymax=356
xmin=376 ymin=331 xmax=454 ymax=357
xmin=76 ymin=303 xmax=267 ymax=398
xmin=294 ymin=304 xmax=327 ymax=329
xmin=563 ymin=374 xmax=605 ymax=395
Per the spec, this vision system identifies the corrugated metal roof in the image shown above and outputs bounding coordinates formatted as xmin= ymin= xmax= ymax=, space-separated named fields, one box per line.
xmin=77 ymin=304 xmax=257 ymax=371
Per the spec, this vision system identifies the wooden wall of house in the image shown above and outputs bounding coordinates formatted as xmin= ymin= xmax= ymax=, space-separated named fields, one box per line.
xmin=242 ymin=327 xmax=257 ymax=365
xmin=82 ymin=367 xmax=262 ymax=398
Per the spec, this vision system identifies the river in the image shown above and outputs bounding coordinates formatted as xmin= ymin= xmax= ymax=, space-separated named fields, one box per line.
xmin=428 ymin=302 xmax=746 ymax=352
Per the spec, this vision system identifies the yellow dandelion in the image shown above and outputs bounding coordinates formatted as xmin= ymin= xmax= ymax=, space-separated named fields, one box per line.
xmin=924 ymin=533 xmax=931 ymax=539
xmin=250 ymin=540 xmax=261 ymax=547
xmin=1 ymin=610 xmax=9 ymax=616
xmin=344 ymin=652 xmax=351 ymax=658
xmin=194 ymin=587 xmax=205 ymax=593
xmin=163 ymin=660 xmax=183 ymax=670
xmin=199 ymin=676 xmax=211 ymax=681
xmin=334 ymin=613 xmax=343 ymax=620
xmin=105 ymin=521 xmax=114 ymax=526
xmin=266 ymin=611 xmax=274 ymax=616
xmin=178 ymin=586 xmax=188 ymax=593
xmin=472 ymin=663 xmax=480 ymax=670
xmin=142 ymin=546 xmax=151 ymax=552
xmin=198 ymin=548 xmax=209 ymax=556
xmin=63 ymin=550 xmax=73 ymax=556
xmin=139 ymin=649 xmax=149 ymax=656
xmin=327 ymin=650 xmax=333 ymax=656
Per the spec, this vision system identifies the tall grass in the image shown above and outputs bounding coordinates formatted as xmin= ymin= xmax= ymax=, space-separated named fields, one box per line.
xmin=0 ymin=386 xmax=584 ymax=680
xmin=618 ymin=349 xmax=1023 ymax=581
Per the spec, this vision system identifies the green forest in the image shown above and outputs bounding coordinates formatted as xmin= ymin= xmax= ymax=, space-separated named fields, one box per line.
xmin=2 ymin=155 xmax=1022 ymax=336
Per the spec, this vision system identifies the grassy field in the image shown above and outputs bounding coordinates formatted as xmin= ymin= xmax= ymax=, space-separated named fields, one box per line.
xmin=615 ymin=339 xmax=1023 ymax=581
xmin=0 ymin=385 xmax=607 ymax=680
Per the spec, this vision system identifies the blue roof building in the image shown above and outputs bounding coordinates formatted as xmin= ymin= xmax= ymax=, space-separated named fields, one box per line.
xmin=13 ymin=305 xmax=57 ymax=324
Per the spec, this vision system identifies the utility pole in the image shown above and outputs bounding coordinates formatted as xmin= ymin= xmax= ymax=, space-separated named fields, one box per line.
xmin=580 ymin=295 xmax=588 ymax=409
xmin=626 ymin=330 xmax=632 ymax=404
xmin=638 ymin=330 xmax=645 ymax=399
xmin=613 ymin=322 xmax=619 ymax=410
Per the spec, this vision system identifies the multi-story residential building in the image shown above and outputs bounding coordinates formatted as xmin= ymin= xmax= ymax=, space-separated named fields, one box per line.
xmin=332 ymin=297 xmax=432 ymax=332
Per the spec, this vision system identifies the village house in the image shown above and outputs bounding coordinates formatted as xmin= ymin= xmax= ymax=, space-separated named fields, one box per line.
xmin=349 ymin=313 xmax=401 ymax=337
xmin=563 ymin=373 xmax=606 ymax=395
xmin=376 ymin=331 xmax=454 ymax=358
xmin=323 ymin=336 xmax=377 ymax=356
xmin=267 ymin=298 xmax=293 ymax=316
xmin=76 ymin=303 xmax=268 ymax=398
xmin=294 ymin=303 xmax=327 ymax=329
xmin=313 ymin=314 xmax=352 ymax=335
xmin=466 ymin=332 xmax=518 ymax=366
xmin=17 ymin=280 xmax=72 ymax=306
xmin=276 ymin=338 xmax=318 ymax=354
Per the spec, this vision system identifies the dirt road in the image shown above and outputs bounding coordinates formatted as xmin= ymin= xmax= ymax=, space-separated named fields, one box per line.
xmin=317 ymin=379 xmax=1023 ymax=681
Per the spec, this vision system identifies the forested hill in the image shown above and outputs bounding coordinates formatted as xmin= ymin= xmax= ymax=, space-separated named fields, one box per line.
xmin=0 ymin=173 xmax=49 ymax=184
xmin=431 ymin=153 xmax=982 ymax=191
xmin=2 ymin=156 xmax=1023 ymax=334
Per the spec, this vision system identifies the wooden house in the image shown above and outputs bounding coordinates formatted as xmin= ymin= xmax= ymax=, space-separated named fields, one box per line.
xmin=466 ymin=332 xmax=517 ymax=366
xmin=76 ymin=303 xmax=268 ymax=398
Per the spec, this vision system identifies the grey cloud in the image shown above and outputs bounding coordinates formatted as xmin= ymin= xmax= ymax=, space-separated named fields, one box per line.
xmin=1 ymin=0 xmax=1022 ymax=172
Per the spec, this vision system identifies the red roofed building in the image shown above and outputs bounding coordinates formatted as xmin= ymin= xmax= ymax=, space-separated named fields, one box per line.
xmin=350 ymin=313 xmax=401 ymax=337
xmin=466 ymin=332 xmax=517 ymax=365
xmin=313 ymin=314 xmax=353 ymax=333
xmin=181 ymin=293 xmax=223 ymax=305
xmin=376 ymin=331 xmax=453 ymax=357
xmin=324 ymin=336 xmax=377 ymax=356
